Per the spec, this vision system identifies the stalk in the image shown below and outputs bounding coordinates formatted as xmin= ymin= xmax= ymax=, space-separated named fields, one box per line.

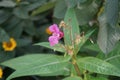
xmin=72 ymin=55 xmax=81 ymax=76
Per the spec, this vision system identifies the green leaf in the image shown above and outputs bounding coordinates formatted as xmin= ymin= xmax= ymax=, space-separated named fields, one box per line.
xmin=105 ymin=42 xmax=120 ymax=68
xmin=78 ymin=0 xmax=88 ymax=3
xmin=2 ymin=54 xmax=70 ymax=80
xmin=23 ymin=20 xmax=36 ymax=36
xmin=87 ymin=75 xmax=108 ymax=80
xmin=77 ymin=57 xmax=120 ymax=77
xmin=84 ymin=44 xmax=101 ymax=52
xmin=0 ymin=0 xmax=16 ymax=7
xmin=0 ymin=10 xmax=11 ymax=24
xmin=75 ymin=0 xmax=99 ymax=25
xmin=16 ymin=38 xmax=32 ymax=47
xmin=13 ymin=7 xmax=29 ymax=19
xmin=53 ymin=0 xmax=67 ymax=19
xmin=9 ymin=21 xmax=23 ymax=38
xmin=31 ymin=1 xmax=56 ymax=16
xmin=75 ymin=30 xmax=95 ymax=53
xmin=3 ymin=17 xmax=23 ymax=38
xmin=0 ymin=28 xmax=9 ymax=42
xmin=97 ymin=15 xmax=120 ymax=53
xmin=25 ymin=0 xmax=47 ymax=11
xmin=97 ymin=0 xmax=120 ymax=53
xmin=3 ymin=16 xmax=21 ymax=30
xmin=97 ymin=42 xmax=120 ymax=69
xmin=63 ymin=76 xmax=82 ymax=80
xmin=53 ymin=0 xmax=97 ymax=25
xmin=64 ymin=8 xmax=80 ymax=46
xmin=35 ymin=42 xmax=66 ymax=53
xmin=92 ymin=77 xmax=108 ymax=80
xmin=0 ymin=51 xmax=15 ymax=63
xmin=105 ymin=0 xmax=119 ymax=27
xmin=65 ymin=0 xmax=88 ymax=8
xmin=65 ymin=0 xmax=78 ymax=8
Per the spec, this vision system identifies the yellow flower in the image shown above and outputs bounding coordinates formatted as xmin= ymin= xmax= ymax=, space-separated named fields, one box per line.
xmin=0 ymin=68 xmax=3 ymax=78
xmin=45 ymin=27 xmax=52 ymax=35
xmin=2 ymin=38 xmax=17 ymax=51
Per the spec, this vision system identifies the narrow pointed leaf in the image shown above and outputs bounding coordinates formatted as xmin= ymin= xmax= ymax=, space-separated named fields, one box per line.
xmin=64 ymin=8 xmax=80 ymax=46
xmin=31 ymin=1 xmax=56 ymax=16
xmin=2 ymin=54 xmax=70 ymax=80
xmin=77 ymin=57 xmax=120 ymax=77
xmin=35 ymin=42 xmax=65 ymax=53
xmin=75 ymin=30 xmax=95 ymax=53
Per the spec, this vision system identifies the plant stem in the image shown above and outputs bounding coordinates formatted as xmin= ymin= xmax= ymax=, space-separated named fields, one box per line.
xmin=83 ymin=71 xmax=87 ymax=80
xmin=72 ymin=55 xmax=81 ymax=76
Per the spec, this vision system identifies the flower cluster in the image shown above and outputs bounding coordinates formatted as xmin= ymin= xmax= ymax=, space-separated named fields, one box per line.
xmin=48 ymin=24 xmax=64 ymax=46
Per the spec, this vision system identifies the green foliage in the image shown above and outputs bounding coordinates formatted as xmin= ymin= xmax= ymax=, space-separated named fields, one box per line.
xmin=13 ymin=7 xmax=29 ymax=19
xmin=75 ymin=0 xmax=99 ymax=25
xmin=31 ymin=1 xmax=56 ymax=16
xmin=77 ymin=57 xmax=120 ymax=76
xmin=35 ymin=42 xmax=65 ymax=53
xmin=0 ymin=51 xmax=15 ymax=63
xmin=97 ymin=41 xmax=120 ymax=69
xmin=75 ymin=30 xmax=95 ymax=53
xmin=86 ymin=75 xmax=108 ymax=80
xmin=0 ymin=10 xmax=11 ymax=24
xmin=53 ymin=0 xmax=67 ymax=19
xmin=0 ymin=28 xmax=9 ymax=42
xmin=0 ymin=0 xmax=56 ymax=66
xmin=2 ymin=54 xmax=70 ymax=80
xmin=0 ymin=0 xmax=120 ymax=80
xmin=97 ymin=0 xmax=120 ymax=53
xmin=16 ymin=38 xmax=32 ymax=47
xmin=54 ymin=0 xmax=100 ymax=25
xmin=64 ymin=8 xmax=80 ymax=46
xmin=0 ymin=0 xmax=16 ymax=7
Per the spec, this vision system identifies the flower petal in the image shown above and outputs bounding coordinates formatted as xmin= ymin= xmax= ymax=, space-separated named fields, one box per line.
xmin=49 ymin=24 xmax=59 ymax=33
xmin=59 ymin=31 xmax=64 ymax=39
xmin=48 ymin=36 xmax=59 ymax=46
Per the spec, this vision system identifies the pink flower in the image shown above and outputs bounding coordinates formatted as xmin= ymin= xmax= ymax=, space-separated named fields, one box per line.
xmin=52 ymin=31 xmax=64 ymax=39
xmin=48 ymin=24 xmax=64 ymax=46
xmin=49 ymin=24 xmax=60 ymax=33
xmin=48 ymin=36 xmax=59 ymax=46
